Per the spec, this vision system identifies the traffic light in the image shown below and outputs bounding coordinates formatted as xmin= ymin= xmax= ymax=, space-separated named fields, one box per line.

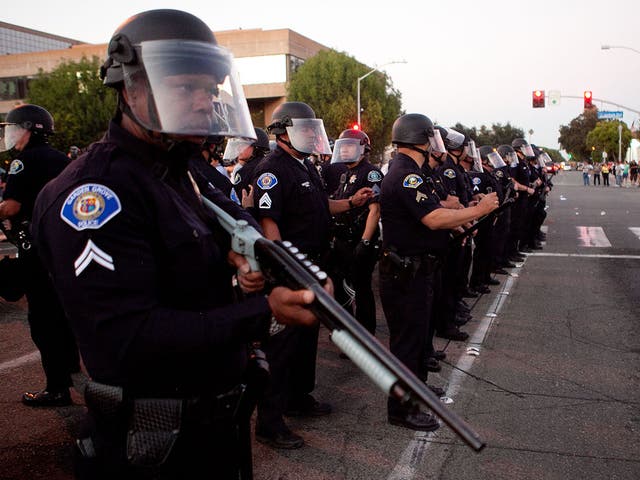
xmin=532 ymin=90 xmax=545 ymax=108
xmin=584 ymin=91 xmax=593 ymax=109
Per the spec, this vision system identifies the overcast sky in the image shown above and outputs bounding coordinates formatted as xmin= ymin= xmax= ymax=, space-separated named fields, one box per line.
xmin=5 ymin=0 xmax=640 ymax=150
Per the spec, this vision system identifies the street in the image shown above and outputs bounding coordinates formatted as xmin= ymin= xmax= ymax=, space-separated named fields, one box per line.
xmin=1 ymin=170 xmax=639 ymax=479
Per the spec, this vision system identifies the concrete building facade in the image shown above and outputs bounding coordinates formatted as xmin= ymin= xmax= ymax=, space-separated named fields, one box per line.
xmin=0 ymin=21 xmax=328 ymax=127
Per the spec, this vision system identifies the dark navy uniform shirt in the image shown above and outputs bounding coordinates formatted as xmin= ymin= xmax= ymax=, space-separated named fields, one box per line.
xmin=421 ymin=162 xmax=448 ymax=200
xmin=331 ymin=160 xmax=383 ymax=239
xmin=252 ymin=146 xmax=331 ymax=256
xmin=380 ymin=153 xmax=449 ymax=256
xmin=321 ymin=162 xmax=348 ymax=196
xmin=510 ymin=159 xmax=531 ymax=187
xmin=436 ymin=155 xmax=472 ymax=206
xmin=32 ymin=121 xmax=270 ymax=397
xmin=467 ymin=170 xmax=498 ymax=198
xmin=4 ymin=142 xmax=69 ymax=222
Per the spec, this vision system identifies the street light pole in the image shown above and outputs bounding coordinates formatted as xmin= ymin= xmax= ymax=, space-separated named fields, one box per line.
xmin=357 ymin=60 xmax=406 ymax=126
xmin=601 ymin=44 xmax=640 ymax=55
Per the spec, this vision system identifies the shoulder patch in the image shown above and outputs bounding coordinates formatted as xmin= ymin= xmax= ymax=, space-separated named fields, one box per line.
xmin=60 ymin=183 xmax=121 ymax=231
xmin=472 ymin=177 xmax=482 ymax=185
xmin=403 ymin=174 xmax=423 ymax=189
xmin=443 ymin=168 xmax=456 ymax=179
xmin=495 ymin=170 xmax=504 ymax=178
xmin=229 ymin=187 xmax=240 ymax=205
xmin=367 ymin=170 xmax=382 ymax=182
xmin=8 ymin=159 xmax=24 ymax=175
xmin=257 ymin=172 xmax=278 ymax=190
xmin=233 ymin=172 xmax=241 ymax=185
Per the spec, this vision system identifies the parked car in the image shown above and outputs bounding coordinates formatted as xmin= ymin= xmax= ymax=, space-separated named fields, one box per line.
xmin=545 ymin=162 xmax=560 ymax=174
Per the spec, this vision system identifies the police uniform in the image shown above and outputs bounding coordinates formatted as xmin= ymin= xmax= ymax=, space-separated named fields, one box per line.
xmin=467 ymin=170 xmax=499 ymax=289
xmin=489 ymin=166 xmax=513 ymax=268
xmin=252 ymin=145 xmax=331 ymax=441
xmin=329 ymin=160 xmax=383 ymax=334
xmin=230 ymin=152 xmax=265 ymax=215
xmin=32 ymin=121 xmax=271 ymax=478
xmin=509 ymin=158 xmax=531 ymax=255
xmin=188 ymin=153 xmax=233 ymax=198
xmin=3 ymin=142 xmax=80 ymax=400
xmin=379 ymin=153 xmax=448 ymax=417
xmin=321 ymin=162 xmax=348 ymax=195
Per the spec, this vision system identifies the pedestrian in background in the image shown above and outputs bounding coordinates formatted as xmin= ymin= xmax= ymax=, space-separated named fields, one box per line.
xmin=592 ymin=162 xmax=601 ymax=186
xmin=601 ymin=162 xmax=610 ymax=186
xmin=581 ymin=162 xmax=591 ymax=186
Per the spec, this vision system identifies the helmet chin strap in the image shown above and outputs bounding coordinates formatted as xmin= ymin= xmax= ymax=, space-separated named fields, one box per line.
xmin=278 ymin=137 xmax=307 ymax=159
xmin=407 ymin=145 xmax=430 ymax=161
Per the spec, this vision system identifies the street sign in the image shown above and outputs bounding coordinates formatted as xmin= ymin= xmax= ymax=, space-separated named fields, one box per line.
xmin=597 ymin=111 xmax=624 ymax=119
xmin=548 ymin=90 xmax=561 ymax=106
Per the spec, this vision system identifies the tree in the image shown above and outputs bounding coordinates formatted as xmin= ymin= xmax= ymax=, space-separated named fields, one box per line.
xmin=449 ymin=122 xmax=524 ymax=146
xmin=287 ymin=50 xmax=402 ymax=162
xmin=585 ymin=120 xmax=632 ymax=162
xmin=26 ymin=56 xmax=116 ymax=153
xmin=557 ymin=109 xmax=598 ymax=161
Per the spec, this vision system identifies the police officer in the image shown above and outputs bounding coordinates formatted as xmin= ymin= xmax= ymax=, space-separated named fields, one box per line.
xmin=225 ymin=127 xmax=270 ymax=209
xmin=0 ymin=103 xmax=80 ymax=407
xmin=510 ymin=138 xmax=538 ymax=257
xmin=379 ymin=113 xmax=498 ymax=430
xmin=31 ymin=10 xmax=324 ymax=478
xmin=252 ymin=102 xmax=371 ymax=449
xmin=190 ymin=135 xmax=234 ymax=198
xmin=327 ymin=128 xmax=382 ymax=335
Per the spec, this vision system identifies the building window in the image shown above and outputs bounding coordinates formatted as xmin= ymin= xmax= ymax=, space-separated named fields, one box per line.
xmin=0 ymin=77 xmax=29 ymax=101
xmin=288 ymin=55 xmax=305 ymax=81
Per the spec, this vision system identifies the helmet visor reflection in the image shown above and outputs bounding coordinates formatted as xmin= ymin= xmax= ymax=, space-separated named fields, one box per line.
xmin=286 ymin=118 xmax=332 ymax=155
xmin=331 ymin=138 xmax=365 ymax=164
xmin=429 ymin=129 xmax=447 ymax=154
xmin=124 ymin=40 xmax=255 ymax=139
xmin=0 ymin=124 xmax=26 ymax=152
xmin=487 ymin=151 xmax=507 ymax=169
xmin=223 ymin=138 xmax=254 ymax=162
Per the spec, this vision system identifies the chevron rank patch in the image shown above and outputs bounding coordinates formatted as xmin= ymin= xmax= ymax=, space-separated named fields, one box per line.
xmin=259 ymin=192 xmax=272 ymax=209
xmin=403 ymin=174 xmax=423 ymax=189
xmin=74 ymin=239 xmax=114 ymax=276
xmin=60 ymin=183 xmax=121 ymax=231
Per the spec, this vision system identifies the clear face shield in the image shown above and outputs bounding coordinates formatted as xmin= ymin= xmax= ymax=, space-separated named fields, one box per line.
xmin=223 ymin=137 xmax=254 ymax=163
xmin=487 ymin=151 xmax=507 ymax=169
xmin=444 ymin=128 xmax=465 ymax=150
xmin=519 ymin=144 xmax=535 ymax=158
xmin=0 ymin=123 xmax=28 ymax=152
xmin=505 ymin=151 xmax=519 ymax=168
xmin=122 ymin=40 xmax=255 ymax=139
xmin=330 ymin=138 xmax=365 ymax=164
xmin=285 ymin=118 xmax=332 ymax=155
xmin=538 ymin=152 xmax=552 ymax=169
xmin=465 ymin=140 xmax=483 ymax=172
xmin=429 ymin=129 xmax=447 ymax=154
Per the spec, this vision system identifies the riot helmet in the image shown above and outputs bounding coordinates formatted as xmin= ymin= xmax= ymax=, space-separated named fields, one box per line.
xmin=392 ymin=114 xmax=444 ymax=154
xmin=497 ymin=144 xmax=519 ymax=168
xmin=0 ymin=104 xmax=55 ymax=152
xmin=223 ymin=127 xmax=270 ymax=164
xmin=479 ymin=145 xmax=507 ymax=169
xmin=511 ymin=138 xmax=535 ymax=159
xmin=330 ymin=128 xmax=371 ymax=164
xmin=100 ymin=9 xmax=254 ymax=140
xmin=463 ymin=139 xmax=483 ymax=172
xmin=267 ymin=102 xmax=331 ymax=155
xmin=436 ymin=126 xmax=466 ymax=151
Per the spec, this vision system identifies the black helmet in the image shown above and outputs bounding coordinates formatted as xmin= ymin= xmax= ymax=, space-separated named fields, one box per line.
xmin=222 ymin=127 xmax=270 ymax=163
xmin=3 ymin=104 xmax=54 ymax=135
xmin=100 ymin=9 xmax=254 ymax=139
xmin=266 ymin=102 xmax=331 ymax=155
xmin=479 ymin=145 xmax=507 ymax=169
xmin=0 ymin=104 xmax=54 ymax=152
xmin=511 ymin=137 xmax=535 ymax=159
xmin=497 ymin=144 xmax=518 ymax=167
xmin=435 ymin=126 xmax=466 ymax=151
xmin=339 ymin=129 xmax=371 ymax=152
xmin=331 ymin=128 xmax=371 ymax=164
xmin=391 ymin=113 xmax=435 ymax=145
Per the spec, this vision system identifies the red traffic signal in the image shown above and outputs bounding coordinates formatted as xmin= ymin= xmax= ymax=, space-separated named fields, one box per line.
xmin=584 ymin=91 xmax=593 ymax=109
xmin=532 ymin=90 xmax=545 ymax=108
xmin=351 ymin=123 xmax=360 ymax=131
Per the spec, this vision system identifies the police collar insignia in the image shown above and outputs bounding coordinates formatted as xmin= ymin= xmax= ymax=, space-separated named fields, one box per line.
xmin=403 ymin=174 xmax=423 ymax=189
xmin=349 ymin=175 xmax=357 ymax=184
xmin=443 ymin=168 xmax=456 ymax=179
xmin=8 ymin=159 xmax=24 ymax=175
xmin=472 ymin=177 xmax=481 ymax=185
xmin=258 ymin=192 xmax=272 ymax=209
xmin=367 ymin=170 xmax=382 ymax=182
xmin=60 ymin=183 xmax=122 ymax=231
xmin=257 ymin=172 xmax=278 ymax=190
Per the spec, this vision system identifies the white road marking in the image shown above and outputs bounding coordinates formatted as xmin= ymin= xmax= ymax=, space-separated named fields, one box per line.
xmin=527 ymin=252 xmax=640 ymax=259
xmin=629 ymin=227 xmax=640 ymax=241
xmin=576 ymin=226 xmax=611 ymax=247
xmin=387 ymin=274 xmax=517 ymax=479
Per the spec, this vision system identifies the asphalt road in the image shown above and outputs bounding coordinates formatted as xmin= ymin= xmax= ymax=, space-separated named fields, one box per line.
xmin=0 ymin=170 xmax=638 ymax=479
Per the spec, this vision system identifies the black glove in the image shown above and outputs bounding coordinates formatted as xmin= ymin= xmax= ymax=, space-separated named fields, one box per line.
xmin=354 ymin=239 xmax=372 ymax=260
